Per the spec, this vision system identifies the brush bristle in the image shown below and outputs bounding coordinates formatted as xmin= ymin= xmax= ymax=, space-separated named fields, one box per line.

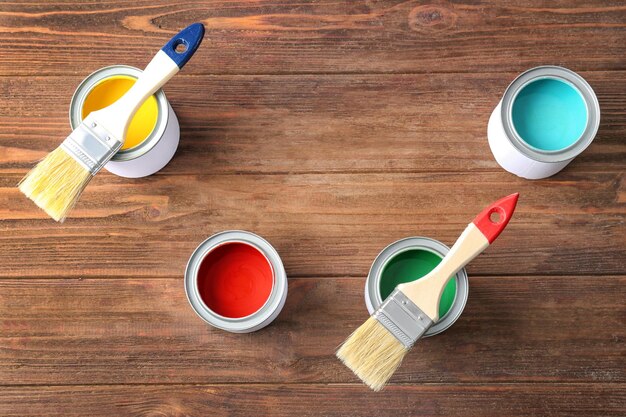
xmin=18 ymin=147 xmax=92 ymax=222
xmin=336 ymin=316 xmax=409 ymax=391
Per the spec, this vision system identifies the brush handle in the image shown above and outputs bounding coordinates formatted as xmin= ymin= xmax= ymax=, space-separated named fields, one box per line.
xmin=399 ymin=193 xmax=519 ymax=321
xmin=91 ymin=23 xmax=205 ymax=142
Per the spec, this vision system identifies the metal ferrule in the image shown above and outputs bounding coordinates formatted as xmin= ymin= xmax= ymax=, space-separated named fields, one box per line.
xmin=61 ymin=114 xmax=123 ymax=175
xmin=373 ymin=289 xmax=434 ymax=348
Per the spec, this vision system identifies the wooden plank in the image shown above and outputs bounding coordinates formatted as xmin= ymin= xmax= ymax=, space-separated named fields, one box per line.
xmin=0 ymin=1 xmax=624 ymax=76
xmin=1 ymin=72 xmax=624 ymax=174
xmin=0 ymin=1 xmax=623 ymax=414
xmin=0 ymin=384 xmax=624 ymax=417
xmin=0 ymin=276 xmax=623 ymax=385
xmin=0 ymin=171 xmax=623 ymax=277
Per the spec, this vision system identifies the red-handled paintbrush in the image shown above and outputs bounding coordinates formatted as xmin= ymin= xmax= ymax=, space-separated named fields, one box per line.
xmin=336 ymin=193 xmax=519 ymax=391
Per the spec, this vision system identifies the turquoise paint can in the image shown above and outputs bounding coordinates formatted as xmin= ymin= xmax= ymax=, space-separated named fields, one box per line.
xmin=488 ymin=66 xmax=600 ymax=179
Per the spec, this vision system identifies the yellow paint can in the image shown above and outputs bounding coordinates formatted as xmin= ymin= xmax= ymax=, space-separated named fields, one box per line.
xmin=70 ymin=65 xmax=180 ymax=178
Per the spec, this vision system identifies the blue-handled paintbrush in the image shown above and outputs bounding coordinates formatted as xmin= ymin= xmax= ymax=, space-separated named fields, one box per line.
xmin=19 ymin=23 xmax=205 ymax=221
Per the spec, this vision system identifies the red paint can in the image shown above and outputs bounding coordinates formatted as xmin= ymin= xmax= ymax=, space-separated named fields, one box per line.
xmin=185 ymin=231 xmax=288 ymax=333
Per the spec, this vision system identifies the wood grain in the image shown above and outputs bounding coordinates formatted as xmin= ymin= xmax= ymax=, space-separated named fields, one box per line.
xmin=0 ymin=276 xmax=623 ymax=385
xmin=1 ymin=72 xmax=624 ymax=174
xmin=0 ymin=171 xmax=624 ymax=278
xmin=0 ymin=384 xmax=624 ymax=417
xmin=0 ymin=0 xmax=624 ymax=414
xmin=0 ymin=1 xmax=624 ymax=76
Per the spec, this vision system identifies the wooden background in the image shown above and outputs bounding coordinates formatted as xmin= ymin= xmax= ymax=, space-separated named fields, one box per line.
xmin=0 ymin=1 xmax=624 ymax=416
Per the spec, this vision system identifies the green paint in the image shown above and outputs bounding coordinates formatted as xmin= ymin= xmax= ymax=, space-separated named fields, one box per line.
xmin=512 ymin=78 xmax=588 ymax=151
xmin=380 ymin=249 xmax=457 ymax=319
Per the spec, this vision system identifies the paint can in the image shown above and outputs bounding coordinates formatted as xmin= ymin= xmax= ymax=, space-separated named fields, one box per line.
xmin=185 ymin=231 xmax=288 ymax=333
xmin=365 ymin=236 xmax=469 ymax=337
xmin=488 ymin=66 xmax=600 ymax=179
xmin=70 ymin=65 xmax=180 ymax=178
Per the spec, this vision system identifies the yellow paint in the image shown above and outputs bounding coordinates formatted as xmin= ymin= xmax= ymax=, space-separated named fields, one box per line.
xmin=81 ymin=75 xmax=158 ymax=150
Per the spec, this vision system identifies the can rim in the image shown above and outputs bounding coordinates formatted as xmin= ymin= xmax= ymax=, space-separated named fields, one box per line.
xmin=69 ymin=65 xmax=170 ymax=162
xmin=184 ymin=230 xmax=288 ymax=333
xmin=500 ymin=65 xmax=600 ymax=163
xmin=365 ymin=236 xmax=469 ymax=337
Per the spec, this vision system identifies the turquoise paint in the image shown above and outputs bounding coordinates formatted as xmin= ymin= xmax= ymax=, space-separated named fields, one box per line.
xmin=512 ymin=78 xmax=588 ymax=151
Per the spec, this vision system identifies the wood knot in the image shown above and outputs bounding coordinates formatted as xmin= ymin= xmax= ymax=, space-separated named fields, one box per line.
xmin=408 ymin=5 xmax=457 ymax=33
xmin=147 ymin=206 xmax=162 ymax=219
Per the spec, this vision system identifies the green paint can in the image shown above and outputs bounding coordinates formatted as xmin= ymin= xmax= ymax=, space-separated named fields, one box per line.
xmin=365 ymin=237 xmax=469 ymax=337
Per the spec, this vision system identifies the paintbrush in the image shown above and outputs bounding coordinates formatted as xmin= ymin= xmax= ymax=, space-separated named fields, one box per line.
xmin=336 ymin=193 xmax=519 ymax=391
xmin=19 ymin=23 xmax=205 ymax=222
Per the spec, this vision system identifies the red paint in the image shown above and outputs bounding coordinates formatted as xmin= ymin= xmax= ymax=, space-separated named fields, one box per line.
xmin=473 ymin=193 xmax=519 ymax=243
xmin=197 ymin=242 xmax=274 ymax=318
